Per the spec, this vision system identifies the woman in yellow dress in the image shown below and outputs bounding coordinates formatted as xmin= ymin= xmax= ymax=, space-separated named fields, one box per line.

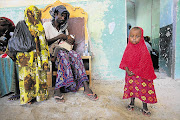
xmin=15 ymin=5 xmax=50 ymax=105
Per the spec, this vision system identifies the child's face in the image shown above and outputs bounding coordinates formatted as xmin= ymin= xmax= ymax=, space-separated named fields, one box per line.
xmin=129 ymin=28 xmax=141 ymax=44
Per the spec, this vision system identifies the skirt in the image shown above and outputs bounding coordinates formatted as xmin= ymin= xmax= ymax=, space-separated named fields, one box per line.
xmin=123 ymin=73 xmax=157 ymax=104
xmin=55 ymin=50 xmax=88 ymax=92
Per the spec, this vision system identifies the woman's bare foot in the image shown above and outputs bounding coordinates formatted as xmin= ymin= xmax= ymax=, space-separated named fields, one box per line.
xmin=27 ymin=98 xmax=36 ymax=105
xmin=83 ymin=88 xmax=98 ymax=101
xmin=8 ymin=94 xmax=20 ymax=101
xmin=54 ymin=94 xmax=65 ymax=103
xmin=54 ymin=89 xmax=65 ymax=103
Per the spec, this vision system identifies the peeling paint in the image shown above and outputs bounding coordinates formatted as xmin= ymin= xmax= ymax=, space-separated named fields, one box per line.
xmin=0 ymin=0 xmax=126 ymax=80
xmin=108 ymin=22 xmax=115 ymax=34
xmin=76 ymin=0 xmax=114 ymax=80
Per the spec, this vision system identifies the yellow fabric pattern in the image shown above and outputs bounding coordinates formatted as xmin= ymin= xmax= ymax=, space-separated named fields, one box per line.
xmin=24 ymin=5 xmax=50 ymax=70
xmin=16 ymin=5 xmax=49 ymax=104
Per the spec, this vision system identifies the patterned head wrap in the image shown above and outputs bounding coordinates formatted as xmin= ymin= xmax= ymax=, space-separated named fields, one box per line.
xmin=49 ymin=5 xmax=70 ymax=31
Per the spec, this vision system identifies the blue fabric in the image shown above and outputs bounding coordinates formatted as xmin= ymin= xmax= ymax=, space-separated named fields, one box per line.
xmin=55 ymin=50 xmax=88 ymax=92
xmin=0 ymin=57 xmax=16 ymax=97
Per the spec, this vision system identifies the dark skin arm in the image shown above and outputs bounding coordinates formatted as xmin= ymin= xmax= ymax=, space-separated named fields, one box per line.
xmin=46 ymin=34 xmax=67 ymax=45
xmin=46 ymin=34 xmax=75 ymax=45
xmin=125 ymin=67 xmax=135 ymax=76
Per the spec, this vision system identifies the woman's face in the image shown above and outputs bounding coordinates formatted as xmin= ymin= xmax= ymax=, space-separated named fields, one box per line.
xmin=55 ymin=12 xmax=67 ymax=24
xmin=27 ymin=9 xmax=41 ymax=25
xmin=129 ymin=28 xmax=141 ymax=44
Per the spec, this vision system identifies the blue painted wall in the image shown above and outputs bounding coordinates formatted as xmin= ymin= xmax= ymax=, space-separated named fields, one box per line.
xmin=0 ymin=0 xmax=126 ymax=80
xmin=160 ymin=0 xmax=174 ymax=28
xmin=127 ymin=1 xmax=135 ymax=28
xmin=135 ymin=0 xmax=160 ymax=52
xmin=135 ymin=0 xmax=152 ymax=37
xmin=151 ymin=0 xmax=160 ymax=52
xmin=175 ymin=0 xmax=180 ymax=79
xmin=159 ymin=0 xmax=180 ymax=79
xmin=81 ymin=0 xmax=126 ymax=80
xmin=159 ymin=0 xmax=174 ymax=77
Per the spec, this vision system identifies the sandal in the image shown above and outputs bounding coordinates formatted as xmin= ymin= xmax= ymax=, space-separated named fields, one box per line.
xmin=127 ymin=104 xmax=134 ymax=111
xmin=8 ymin=94 xmax=20 ymax=101
xmin=142 ymin=109 xmax=151 ymax=116
xmin=83 ymin=92 xmax=98 ymax=101
xmin=54 ymin=95 xmax=65 ymax=103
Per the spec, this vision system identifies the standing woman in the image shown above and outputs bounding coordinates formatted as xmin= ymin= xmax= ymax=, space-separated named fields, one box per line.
xmin=14 ymin=6 xmax=49 ymax=105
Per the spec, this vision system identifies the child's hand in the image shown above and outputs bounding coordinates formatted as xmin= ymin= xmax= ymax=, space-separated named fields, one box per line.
xmin=125 ymin=67 xmax=135 ymax=76
xmin=127 ymin=71 xmax=134 ymax=76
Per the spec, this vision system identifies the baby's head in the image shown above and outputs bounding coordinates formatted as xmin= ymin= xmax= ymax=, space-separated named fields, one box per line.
xmin=129 ymin=27 xmax=141 ymax=44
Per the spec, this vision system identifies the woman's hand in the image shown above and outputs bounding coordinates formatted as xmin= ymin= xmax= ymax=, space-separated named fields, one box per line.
xmin=47 ymin=34 xmax=68 ymax=45
xmin=57 ymin=34 xmax=67 ymax=40
xmin=65 ymin=35 xmax=75 ymax=45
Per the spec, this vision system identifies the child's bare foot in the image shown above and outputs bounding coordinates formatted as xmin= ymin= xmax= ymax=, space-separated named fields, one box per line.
xmin=141 ymin=109 xmax=151 ymax=116
xmin=127 ymin=104 xmax=134 ymax=111
xmin=142 ymin=102 xmax=151 ymax=116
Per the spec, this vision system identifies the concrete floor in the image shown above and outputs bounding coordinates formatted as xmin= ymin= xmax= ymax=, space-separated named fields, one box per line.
xmin=0 ymin=72 xmax=180 ymax=120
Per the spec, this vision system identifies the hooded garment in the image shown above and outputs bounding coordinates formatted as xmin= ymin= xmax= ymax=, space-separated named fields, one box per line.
xmin=119 ymin=27 xmax=156 ymax=80
xmin=24 ymin=5 xmax=50 ymax=70
xmin=49 ymin=5 xmax=70 ymax=32
xmin=16 ymin=5 xmax=49 ymax=105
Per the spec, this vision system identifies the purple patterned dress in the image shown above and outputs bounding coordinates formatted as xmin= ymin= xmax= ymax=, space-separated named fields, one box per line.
xmin=55 ymin=50 xmax=88 ymax=92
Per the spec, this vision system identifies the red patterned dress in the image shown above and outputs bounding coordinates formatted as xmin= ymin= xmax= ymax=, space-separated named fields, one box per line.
xmin=119 ymin=27 xmax=157 ymax=104
xmin=123 ymin=73 xmax=157 ymax=103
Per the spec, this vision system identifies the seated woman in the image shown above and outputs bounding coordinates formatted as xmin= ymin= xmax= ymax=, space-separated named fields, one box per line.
xmin=8 ymin=5 xmax=49 ymax=105
xmin=0 ymin=17 xmax=15 ymax=55
xmin=0 ymin=17 xmax=20 ymax=100
xmin=43 ymin=5 xmax=98 ymax=103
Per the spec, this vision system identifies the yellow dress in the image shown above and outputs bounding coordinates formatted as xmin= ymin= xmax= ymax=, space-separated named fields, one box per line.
xmin=16 ymin=6 xmax=50 ymax=104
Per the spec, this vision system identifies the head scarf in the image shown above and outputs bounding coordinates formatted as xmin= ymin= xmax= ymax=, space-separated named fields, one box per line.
xmin=0 ymin=17 xmax=15 ymax=52
xmin=0 ymin=17 xmax=15 ymax=27
xmin=0 ymin=17 xmax=15 ymax=36
xmin=24 ymin=5 xmax=50 ymax=70
xmin=49 ymin=5 xmax=70 ymax=31
xmin=119 ymin=27 xmax=156 ymax=80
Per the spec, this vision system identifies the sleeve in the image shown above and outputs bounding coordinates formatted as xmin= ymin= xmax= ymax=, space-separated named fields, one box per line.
xmin=65 ymin=29 xmax=69 ymax=35
xmin=43 ymin=22 xmax=50 ymax=39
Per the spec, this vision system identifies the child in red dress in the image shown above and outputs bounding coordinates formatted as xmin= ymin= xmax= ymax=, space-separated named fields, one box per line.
xmin=119 ymin=27 xmax=157 ymax=116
